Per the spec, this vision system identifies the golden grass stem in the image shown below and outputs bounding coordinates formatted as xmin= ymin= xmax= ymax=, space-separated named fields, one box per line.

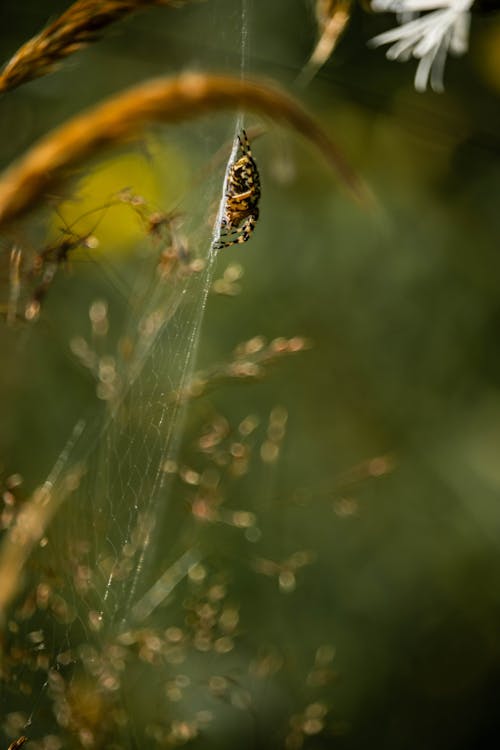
xmin=0 ymin=468 xmax=84 ymax=623
xmin=0 ymin=0 xmax=185 ymax=93
xmin=298 ymin=0 xmax=352 ymax=86
xmin=0 ymin=72 xmax=371 ymax=231
xmin=0 ymin=420 xmax=86 ymax=621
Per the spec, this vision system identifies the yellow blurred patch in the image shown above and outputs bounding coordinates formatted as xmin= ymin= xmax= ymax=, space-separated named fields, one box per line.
xmin=474 ymin=20 xmax=500 ymax=94
xmin=50 ymin=140 xmax=188 ymax=256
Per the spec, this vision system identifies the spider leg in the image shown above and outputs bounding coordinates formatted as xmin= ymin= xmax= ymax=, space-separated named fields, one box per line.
xmin=238 ymin=129 xmax=252 ymax=156
xmin=214 ymin=214 xmax=257 ymax=250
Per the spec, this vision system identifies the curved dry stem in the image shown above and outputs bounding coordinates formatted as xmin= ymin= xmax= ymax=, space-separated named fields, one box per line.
xmin=0 ymin=72 xmax=372 ymax=230
xmin=298 ymin=0 xmax=352 ymax=87
xmin=0 ymin=0 xmax=186 ymax=93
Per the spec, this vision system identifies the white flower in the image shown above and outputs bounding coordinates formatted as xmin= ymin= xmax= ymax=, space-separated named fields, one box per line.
xmin=369 ymin=0 xmax=473 ymax=92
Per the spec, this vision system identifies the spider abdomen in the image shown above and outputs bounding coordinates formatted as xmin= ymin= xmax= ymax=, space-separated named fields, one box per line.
xmin=216 ymin=130 xmax=261 ymax=249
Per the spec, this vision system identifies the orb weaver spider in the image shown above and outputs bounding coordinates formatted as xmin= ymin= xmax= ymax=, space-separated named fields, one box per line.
xmin=215 ymin=129 xmax=261 ymax=249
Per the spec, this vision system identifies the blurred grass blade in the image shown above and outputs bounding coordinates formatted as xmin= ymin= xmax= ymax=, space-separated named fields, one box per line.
xmin=0 ymin=421 xmax=86 ymax=623
xmin=0 ymin=72 xmax=372 ymax=232
xmin=0 ymin=0 xmax=189 ymax=93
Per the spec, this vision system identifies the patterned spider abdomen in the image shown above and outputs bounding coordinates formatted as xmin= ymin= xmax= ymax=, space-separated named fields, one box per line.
xmin=216 ymin=130 xmax=261 ymax=249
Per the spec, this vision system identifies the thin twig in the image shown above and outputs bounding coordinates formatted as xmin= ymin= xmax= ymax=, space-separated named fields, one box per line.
xmin=0 ymin=0 xmax=187 ymax=93
xmin=0 ymin=72 xmax=372 ymax=231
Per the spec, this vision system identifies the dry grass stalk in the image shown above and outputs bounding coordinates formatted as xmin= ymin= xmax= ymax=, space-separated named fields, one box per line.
xmin=299 ymin=0 xmax=352 ymax=85
xmin=0 ymin=420 xmax=86 ymax=621
xmin=0 ymin=466 xmax=84 ymax=622
xmin=0 ymin=0 xmax=186 ymax=93
xmin=0 ymin=72 xmax=371 ymax=231
xmin=7 ymin=739 xmax=28 ymax=750
xmin=177 ymin=335 xmax=312 ymax=401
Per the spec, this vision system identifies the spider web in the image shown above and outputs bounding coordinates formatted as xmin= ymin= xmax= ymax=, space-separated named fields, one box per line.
xmin=0 ymin=2 xmax=258 ymax=746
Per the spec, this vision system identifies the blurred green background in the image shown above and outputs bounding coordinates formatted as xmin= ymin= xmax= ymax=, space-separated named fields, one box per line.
xmin=1 ymin=1 xmax=500 ymax=749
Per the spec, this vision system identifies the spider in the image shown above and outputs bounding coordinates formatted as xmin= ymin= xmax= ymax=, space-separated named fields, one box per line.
xmin=215 ymin=129 xmax=261 ymax=249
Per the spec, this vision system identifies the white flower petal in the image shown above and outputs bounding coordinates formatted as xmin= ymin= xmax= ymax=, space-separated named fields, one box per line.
xmin=385 ymin=35 xmax=421 ymax=59
xmin=371 ymin=0 xmax=400 ymax=11
xmin=429 ymin=37 xmax=449 ymax=91
xmin=369 ymin=0 xmax=473 ymax=91
xmin=412 ymin=14 xmax=450 ymax=57
xmin=395 ymin=0 xmax=454 ymax=10
xmin=414 ymin=46 xmax=438 ymax=90
xmin=370 ymin=14 xmax=435 ymax=47
xmin=450 ymin=12 xmax=470 ymax=55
